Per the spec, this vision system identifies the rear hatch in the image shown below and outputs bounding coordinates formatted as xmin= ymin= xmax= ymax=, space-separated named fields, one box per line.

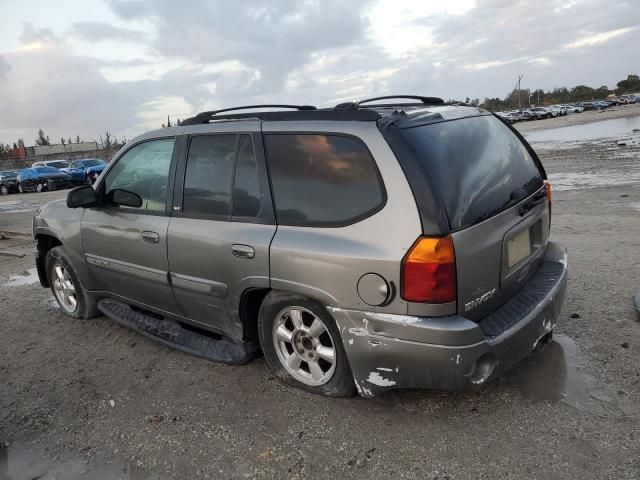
xmin=399 ymin=114 xmax=549 ymax=321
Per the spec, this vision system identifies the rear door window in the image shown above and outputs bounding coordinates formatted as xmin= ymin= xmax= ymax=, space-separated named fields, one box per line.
xmin=182 ymin=134 xmax=236 ymax=218
xmin=401 ymin=115 xmax=543 ymax=230
xmin=232 ymin=135 xmax=262 ymax=219
xmin=264 ymin=134 xmax=385 ymax=226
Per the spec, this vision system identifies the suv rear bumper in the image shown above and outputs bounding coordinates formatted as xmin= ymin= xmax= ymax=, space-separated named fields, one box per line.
xmin=329 ymin=241 xmax=567 ymax=397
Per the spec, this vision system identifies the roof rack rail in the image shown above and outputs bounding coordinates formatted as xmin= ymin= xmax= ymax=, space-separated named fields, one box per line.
xmin=335 ymin=95 xmax=444 ymax=110
xmin=194 ymin=104 xmax=317 ymax=118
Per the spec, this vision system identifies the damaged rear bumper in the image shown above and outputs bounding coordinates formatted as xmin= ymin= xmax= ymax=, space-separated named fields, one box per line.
xmin=329 ymin=241 xmax=568 ymax=397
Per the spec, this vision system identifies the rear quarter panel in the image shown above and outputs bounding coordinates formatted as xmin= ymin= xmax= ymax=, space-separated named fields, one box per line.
xmin=264 ymin=121 xmax=423 ymax=315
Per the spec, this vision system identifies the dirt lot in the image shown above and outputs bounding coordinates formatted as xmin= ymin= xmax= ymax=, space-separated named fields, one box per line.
xmin=1 ymin=111 xmax=640 ymax=479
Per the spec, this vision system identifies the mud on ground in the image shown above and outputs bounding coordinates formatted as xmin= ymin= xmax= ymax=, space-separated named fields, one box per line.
xmin=1 ymin=134 xmax=639 ymax=479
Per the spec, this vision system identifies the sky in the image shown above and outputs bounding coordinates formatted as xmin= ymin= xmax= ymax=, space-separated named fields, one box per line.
xmin=0 ymin=0 xmax=638 ymax=146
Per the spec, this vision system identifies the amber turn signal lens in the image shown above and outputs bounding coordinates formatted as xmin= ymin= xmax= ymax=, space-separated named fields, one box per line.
xmin=401 ymin=235 xmax=456 ymax=303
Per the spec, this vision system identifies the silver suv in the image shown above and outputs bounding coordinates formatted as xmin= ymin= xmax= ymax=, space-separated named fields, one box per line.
xmin=33 ymin=96 xmax=567 ymax=397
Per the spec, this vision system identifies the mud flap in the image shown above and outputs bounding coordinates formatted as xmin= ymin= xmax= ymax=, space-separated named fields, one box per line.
xmin=98 ymin=298 xmax=258 ymax=365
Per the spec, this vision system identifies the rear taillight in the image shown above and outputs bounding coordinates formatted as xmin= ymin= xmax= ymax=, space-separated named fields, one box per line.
xmin=544 ymin=180 xmax=552 ymax=227
xmin=401 ymin=235 xmax=456 ymax=303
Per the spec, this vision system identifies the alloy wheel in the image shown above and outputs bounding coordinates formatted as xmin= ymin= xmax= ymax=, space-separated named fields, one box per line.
xmin=0 ymin=185 xmax=7 ymax=195
xmin=272 ymin=306 xmax=337 ymax=386
xmin=52 ymin=263 xmax=78 ymax=313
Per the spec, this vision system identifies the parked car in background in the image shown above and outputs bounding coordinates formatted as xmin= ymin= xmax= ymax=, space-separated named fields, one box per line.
xmin=529 ymin=107 xmax=555 ymax=119
xmin=580 ymin=102 xmax=598 ymax=110
xmin=564 ymin=104 xmax=584 ymax=113
xmin=32 ymin=160 xmax=71 ymax=173
xmin=495 ymin=111 xmax=517 ymax=123
xmin=16 ymin=167 xmax=73 ymax=193
xmin=0 ymin=170 xmax=20 ymax=195
xmin=549 ymin=105 xmax=567 ymax=116
xmin=512 ymin=109 xmax=534 ymax=121
xmin=68 ymin=158 xmax=107 ymax=184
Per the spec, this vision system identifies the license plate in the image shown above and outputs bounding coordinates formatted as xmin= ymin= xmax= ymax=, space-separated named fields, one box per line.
xmin=507 ymin=228 xmax=531 ymax=268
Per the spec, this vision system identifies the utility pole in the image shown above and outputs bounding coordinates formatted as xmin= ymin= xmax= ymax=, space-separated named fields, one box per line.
xmin=517 ymin=74 xmax=524 ymax=109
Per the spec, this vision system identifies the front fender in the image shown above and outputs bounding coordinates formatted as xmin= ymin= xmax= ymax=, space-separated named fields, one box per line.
xmin=33 ymin=199 xmax=95 ymax=290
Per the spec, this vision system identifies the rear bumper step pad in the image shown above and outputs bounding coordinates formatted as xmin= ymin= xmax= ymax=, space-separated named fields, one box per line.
xmin=98 ymin=298 xmax=258 ymax=365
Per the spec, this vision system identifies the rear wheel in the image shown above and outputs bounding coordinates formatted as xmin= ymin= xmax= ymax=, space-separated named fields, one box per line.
xmin=258 ymin=291 xmax=355 ymax=397
xmin=36 ymin=183 xmax=45 ymax=193
xmin=45 ymin=246 xmax=99 ymax=319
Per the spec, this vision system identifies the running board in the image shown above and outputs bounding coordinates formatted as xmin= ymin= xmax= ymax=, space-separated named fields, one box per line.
xmin=97 ymin=298 xmax=258 ymax=365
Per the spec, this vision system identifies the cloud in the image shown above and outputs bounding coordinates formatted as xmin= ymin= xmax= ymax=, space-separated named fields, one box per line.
xmin=2 ymin=0 xmax=640 ymax=144
xmin=70 ymin=21 xmax=147 ymax=43
xmin=107 ymin=0 xmax=377 ymax=93
xmin=0 ymin=55 xmax=10 ymax=79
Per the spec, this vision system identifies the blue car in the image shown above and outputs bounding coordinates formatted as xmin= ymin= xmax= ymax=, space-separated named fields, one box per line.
xmin=68 ymin=158 xmax=107 ymax=184
xmin=16 ymin=167 xmax=73 ymax=193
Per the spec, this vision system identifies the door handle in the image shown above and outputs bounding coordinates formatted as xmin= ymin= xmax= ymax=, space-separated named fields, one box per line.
xmin=141 ymin=231 xmax=160 ymax=244
xmin=231 ymin=244 xmax=255 ymax=259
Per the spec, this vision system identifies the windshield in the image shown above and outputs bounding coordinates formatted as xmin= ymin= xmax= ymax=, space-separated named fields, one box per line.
xmin=1 ymin=171 xmax=18 ymax=178
xmin=401 ymin=115 xmax=544 ymax=230
xmin=82 ymin=159 xmax=106 ymax=167
xmin=34 ymin=167 xmax=61 ymax=174
xmin=47 ymin=161 xmax=69 ymax=169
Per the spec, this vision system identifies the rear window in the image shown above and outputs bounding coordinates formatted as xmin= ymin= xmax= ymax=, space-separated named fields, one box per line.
xmin=265 ymin=134 xmax=385 ymax=226
xmin=401 ymin=115 xmax=543 ymax=230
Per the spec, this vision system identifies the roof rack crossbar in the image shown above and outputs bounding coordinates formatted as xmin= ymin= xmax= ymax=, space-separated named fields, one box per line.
xmin=195 ymin=104 xmax=317 ymax=118
xmin=335 ymin=95 xmax=444 ymax=110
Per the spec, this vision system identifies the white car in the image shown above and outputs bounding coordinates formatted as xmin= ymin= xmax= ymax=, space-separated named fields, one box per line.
xmin=32 ymin=160 xmax=71 ymax=173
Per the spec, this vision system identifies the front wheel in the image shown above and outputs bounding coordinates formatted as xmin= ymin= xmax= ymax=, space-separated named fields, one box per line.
xmin=36 ymin=183 xmax=45 ymax=193
xmin=45 ymin=246 xmax=99 ymax=319
xmin=0 ymin=185 xmax=8 ymax=195
xmin=258 ymin=291 xmax=355 ymax=397
xmin=18 ymin=183 xmax=24 ymax=193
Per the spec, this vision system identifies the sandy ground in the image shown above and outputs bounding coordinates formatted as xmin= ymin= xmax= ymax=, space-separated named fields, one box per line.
xmin=1 ymin=112 xmax=640 ymax=479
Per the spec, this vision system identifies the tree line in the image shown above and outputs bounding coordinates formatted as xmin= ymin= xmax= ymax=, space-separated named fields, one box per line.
xmin=0 ymin=129 xmax=127 ymax=160
xmin=480 ymin=74 xmax=640 ymax=111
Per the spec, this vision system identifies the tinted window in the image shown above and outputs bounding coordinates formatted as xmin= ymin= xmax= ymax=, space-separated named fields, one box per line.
xmin=233 ymin=135 xmax=261 ymax=218
xmin=104 ymin=138 xmax=175 ymax=212
xmin=183 ymin=135 xmax=236 ymax=217
xmin=83 ymin=159 xmax=105 ymax=167
xmin=70 ymin=161 xmax=81 ymax=168
xmin=265 ymin=134 xmax=385 ymax=226
xmin=47 ymin=161 xmax=69 ymax=169
xmin=402 ymin=115 xmax=543 ymax=230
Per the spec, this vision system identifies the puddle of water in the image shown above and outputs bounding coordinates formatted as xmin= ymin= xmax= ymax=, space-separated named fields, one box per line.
xmin=0 ymin=442 xmax=156 ymax=480
xmin=548 ymin=170 xmax=640 ymax=191
xmin=525 ymin=115 xmax=640 ymax=142
xmin=3 ymin=269 xmax=39 ymax=287
xmin=499 ymin=334 xmax=618 ymax=416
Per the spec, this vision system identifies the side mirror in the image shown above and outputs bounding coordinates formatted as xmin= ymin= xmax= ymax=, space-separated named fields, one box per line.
xmin=110 ymin=189 xmax=142 ymax=208
xmin=67 ymin=185 xmax=98 ymax=208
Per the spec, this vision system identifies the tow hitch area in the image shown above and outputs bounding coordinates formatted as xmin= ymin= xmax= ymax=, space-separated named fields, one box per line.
xmin=98 ymin=298 xmax=258 ymax=365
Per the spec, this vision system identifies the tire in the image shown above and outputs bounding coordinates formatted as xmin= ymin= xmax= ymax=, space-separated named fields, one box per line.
xmin=45 ymin=246 xmax=99 ymax=320
xmin=86 ymin=175 xmax=93 ymax=185
xmin=18 ymin=183 xmax=24 ymax=193
xmin=36 ymin=183 xmax=45 ymax=193
xmin=0 ymin=185 xmax=8 ymax=195
xmin=258 ymin=291 xmax=356 ymax=397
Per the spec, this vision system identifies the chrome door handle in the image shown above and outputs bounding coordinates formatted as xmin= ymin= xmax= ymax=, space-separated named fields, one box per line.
xmin=141 ymin=231 xmax=160 ymax=244
xmin=231 ymin=244 xmax=255 ymax=259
